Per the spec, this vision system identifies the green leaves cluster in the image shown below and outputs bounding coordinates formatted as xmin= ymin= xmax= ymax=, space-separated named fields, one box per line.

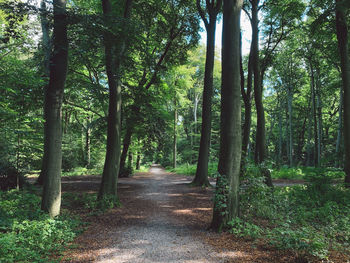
xmin=236 ymin=167 xmax=350 ymax=259
xmin=0 ymin=190 xmax=82 ymax=263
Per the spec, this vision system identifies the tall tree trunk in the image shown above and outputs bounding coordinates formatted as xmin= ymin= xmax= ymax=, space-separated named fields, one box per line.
xmin=335 ymin=0 xmax=350 ymax=185
xmin=251 ymin=0 xmax=272 ymax=186
xmin=309 ymin=59 xmax=319 ymax=167
xmin=85 ymin=115 xmax=91 ymax=167
xmin=136 ymin=151 xmax=141 ymax=170
xmin=306 ymin=96 xmax=313 ymax=166
xmin=335 ymin=88 xmax=343 ymax=167
xmin=241 ymin=35 xmax=253 ymax=159
xmin=287 ymin=87 xmax=293 ymax=167
xmin=251 ymin=0 xmax=266 ymax=165
xmin=37 ymin=0 xmax=51 ymax=186
xmin=316 ymin=74 xmax=323 ymax=166
xmin=119 ymin=126 xmax=133 ymax=177
xmin=41 ymin=0 xmax=68 ymax=218
xmin=98 ymin=0 xmax=133 ymax=202
xmin=194 ymin=0 xmax=222 ymax=187
xmin=211 ymin=0 xmax=242 ymax=231
xmin=278 ymin=100 xmax=283 ymax=166
xmin=173 ymin=98 xmax=177 ymax=169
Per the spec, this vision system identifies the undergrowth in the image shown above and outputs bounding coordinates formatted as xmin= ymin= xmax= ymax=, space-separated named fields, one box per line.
xmin=168 ymin=162 xmax=218 ymax=178
xmin=229 ymin=166 xmax=350 ymax=260
xmin=0 ymin=189 xmax=84 ymax=263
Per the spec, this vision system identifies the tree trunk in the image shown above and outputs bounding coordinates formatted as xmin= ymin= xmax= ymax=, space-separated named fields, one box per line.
xmin=98 ymin=0 xmax=133 ymax=202
xmin=278 ymin=100 xmax=283 ymax=166
xmin=241 ymin=37 xmax=253 ymax=159
xmin=136 ymin=151 xmax=141 ymax=170
xmin=173 ymin=98 xmax=177 ymax=169
xmin=251 ymin=0 xmax=266 ymax=165
xmin=335 ymin=87 xmax=343 ymax=167
xmin=193 ymin=10 xmax=219 ymax=186
xmin=37 ymin=0 xmax=51 ymax=186
xmin=41 ymin=0 xmax=68 ymax=218
xmin=119 ymin=126 xmax=133 ymax=177
xmin=316 ymin=76 xmax=323 ymax=166
xmin=335 ymin=0 xmax=350 ymax=185
xmin=211 ymin=0 xmax=242 ymax=231
xmin=309 ymin=59 xmax=319 ymax=167
xmin=306 ymin=96 xmax=313 ymax=166
xmin=85 ymin=115 xmax=91 ymax=167
xmin=287 ymin=87 xmax=293 ymax=167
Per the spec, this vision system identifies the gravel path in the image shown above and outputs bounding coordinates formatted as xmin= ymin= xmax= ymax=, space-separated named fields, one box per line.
xmin=94 ymin=165 xmax=231 ymax=263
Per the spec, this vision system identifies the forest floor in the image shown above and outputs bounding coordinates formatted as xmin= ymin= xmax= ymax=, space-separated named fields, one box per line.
xmin=60 ymin=165 xmax=315 ymax=263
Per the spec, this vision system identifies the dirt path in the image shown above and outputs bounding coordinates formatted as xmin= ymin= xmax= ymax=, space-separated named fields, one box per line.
xmin=62 ymin=166 xmax=299 ymax=263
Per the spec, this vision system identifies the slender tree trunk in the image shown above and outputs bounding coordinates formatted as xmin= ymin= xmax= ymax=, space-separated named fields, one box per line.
xmin=241 ymin=39 xmax=252 ymax=159
xmin=194 ymin=0 xmax=222 ymax=186
xmin=335 ymin=88 xmax=343 ymax=167
xmin=85 ymin=116 xmax=91 ymax=167
xmin=119 ymin=126 xmax=133 ymax=177
xmin=306 ymin=97 xmax=313 ymax=166
xmin=211 ymin=0 xmax=242 ymax=231
xmin=194 ymin=23 xmax=217 ymax=186
xmin=41 ymin=0 xmax=68 ymax=217
xmin=98 ymin=0 xmax=133 ymax=202
xmin=335 ymin=0 xmax=350 ymax=185
xmin=278 ymin=100 xmax=283 ymax=166
xmin=251 ymin=0 xmax=266 ymax=165
xmin=37 ymin=0 xmax=51 ymax=186
xmin=309 ymin=59 xmax=318 ymax=167
xmin=136 ymin=151 xmax=141 ymax=170
xmin=287 ymin=87 xmax=293 ymax=167
xmin=316 ymin=77 xmax=323 ymax=166
xmin=173 ymin=99 xmax=177 ymax=169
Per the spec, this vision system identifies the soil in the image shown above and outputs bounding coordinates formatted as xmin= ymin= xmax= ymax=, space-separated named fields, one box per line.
xmin=60 ymin=165 xmax=347 ymax=263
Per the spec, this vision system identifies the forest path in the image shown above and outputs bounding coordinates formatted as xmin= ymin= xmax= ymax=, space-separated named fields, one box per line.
xmin=63 ymin=165 xmax=239 ymax=263
xmin=94 ymin=165 xmax=225 ymax=263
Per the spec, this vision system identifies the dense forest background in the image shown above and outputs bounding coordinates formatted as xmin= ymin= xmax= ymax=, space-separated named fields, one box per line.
xmin=1 ymin=0 xmax=350 ymax=262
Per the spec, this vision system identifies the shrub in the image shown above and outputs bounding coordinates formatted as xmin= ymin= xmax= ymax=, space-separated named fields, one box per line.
xmin=0 ymin=190 xmax=82 ymax=263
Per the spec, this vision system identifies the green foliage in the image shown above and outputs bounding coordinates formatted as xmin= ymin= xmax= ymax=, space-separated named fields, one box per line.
xmin=0 ymin=190 xmax=82 ymax=263
xmin=213 ymin=175 xmax=229 ymax=217
xmin=228 ymin=218 xmax=263 ymax=240
xmin=237 ymin=168 xmax=350 ymax=259
xmin=168 ymin=162 xmax=217 ymax=177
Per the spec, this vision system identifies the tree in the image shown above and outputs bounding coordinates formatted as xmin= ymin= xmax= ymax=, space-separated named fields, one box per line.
xmin=211 ymin=0 xmax=242 ymax=231
xmin=98 ymin=0 xmax=133 ymax=204
xmin=335 ymin=0 xmax=350 ymax=185
xmin=41 ymin=0 xmax=68 ymax=217
xmin=193 ymin=0 xmax=222 ymax=186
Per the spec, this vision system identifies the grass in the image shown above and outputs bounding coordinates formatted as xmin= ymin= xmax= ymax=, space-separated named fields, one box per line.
xmin=167 ymin=162 xmax=218 ymax=178
xmin=270 ymin=166 xmax=345 ymax=181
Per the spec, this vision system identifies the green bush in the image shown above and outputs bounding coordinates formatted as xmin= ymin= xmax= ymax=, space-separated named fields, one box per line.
xmin=236 ymin=168 xmax=350 ymax=259
xmin=0 ymin=190 xmax=82 ymax=263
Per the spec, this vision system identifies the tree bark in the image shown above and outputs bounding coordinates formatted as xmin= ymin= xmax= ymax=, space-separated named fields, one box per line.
xmin=287 ymin=86 xmax=293 ymax=167
xmin=241 ymin=36 xmax=253 ymax=159
xmin=173 ymin=98 xmax=177 ymax=169
xmin=136 ymin=151 xmax=141 ymax=170
xmin=335 ymin=0 xmax=350 ymax=185
xmin=98 ymin=0 xmax=133 ymax=202
xmin=211 ymin=0 xmax=242 ymax=231
xmin=335 ymin=87 xmax=343 ymax=167
xmin=309 ymin=59 xmax=319 ymax=167
xmin=41 ymin=0 xmax=68 ymax=218
xmin=251 ymin=0 xmax=266 ymax=165
xmin=194 ymin=0 xmax=222 ymax=187
xmin=37 ymin=0 xmax=51 ymax=186
xmin=119 ymin=125 xmax=133 ymax=177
